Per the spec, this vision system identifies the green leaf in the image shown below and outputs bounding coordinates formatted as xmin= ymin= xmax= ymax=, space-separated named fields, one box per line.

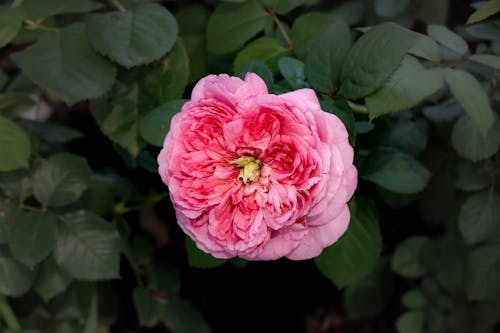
xmin=139 ymin=99 xmax=186 ymax=147
xmin=467 ymin=0 xmax=500 ymax=24
xmin=459 ymin=189 xmax=500 ymax=245
xmin=366 ymin=57 xmax=443 ymax=119
xmin=54 ymin=211 xmax=120 ymax=280
xmin=391 ymin=236 xmax=429 ymax=278
xmin=20 ymin=120 xmax=83 ymax=144
xmin=470 ymin=54 xmax=500 ymax=70
xmin=402 ymin=290 xmax=427 ymax=309
xmin=0 ymin=170 xmax=31 ymax=203
xmin=0 ymin=253 xmax=35 ymax=297
xmin=339 ymin=23 xmax=419 ymax=99
xmin=278 ymin=57 xmax=306 ymax=90
xmin=85 ymin=174 xmax=117 ymax=215
xmin=374 ymin=0 xmax=410 ymax=17
xmin=33 ymin=153 xmax=91 ymax=208
xmin=291 ymin=12 xmax=334 ymax=59
xmin=422 ymin=100 xmax=461 ymax=122
xmin=149 ymin=261 xmax=181 ymax=294
xmin=20 ymin=0 xmax=102 ymax=19
xmin=8 ymin=211 xmax=58 ymax=267
xmin=0 ymin=7 xmax=23 ymax=48
xmin=320 ymin=98 xmax=356 ymax=146
xmin=451 ymin=114 xmax=500 ymax=162
xmin=465 ymin=244 xmax=500 ymax=300
xmin=233 ymin=37 xmax=289 ymax=75
xmin=445 ymin=68 xmax=493 ymax=137
xmin=133 ymin=287 xmax=164 ymax=327
xmin=0 ymin=93 xmax=35 ymax=114
xmin=12 ymin=24 xmax=116 ymax=104
xmin=396 ymin=310 xmax=425 ymax=333
xmin=409 ymin=34 xmax=441 ymax=62
xmin=427 ymin=24 xmax=469 ymax=55
xmin=382 ymin=119 xmax=428 ymax=156
xmin=454 ymin=162 xmax=492 ymax=191
xmin=305 ymin=22 xmax=351 ymax=93
xmin=34 ymin=257 xmax=71 ymax=302
xmin=315 ymin=198 xmax=382 ymax=288
xmin=206 ymin=0 xmax=271 ymax=55
xmin=186 ymin=237 xmax=227 ymax=269
xmin=85 ymin=3 xmax=178 ymax=67
xmin=237 ymin=61 xmax=274 ymax=88
xmin=465 ymin=22 xmax=500 ymax=41
xmin=164 ymin=297 xmax=211 ymax=333
xmin=360 ymin=148 xmax=431 ymax=194
xmin=0 ymin=116 xmax=31 ymax=171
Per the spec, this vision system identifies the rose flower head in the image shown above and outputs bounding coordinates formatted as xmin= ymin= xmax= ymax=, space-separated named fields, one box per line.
xmin=158 ymin=73 xmax=357 ymax=260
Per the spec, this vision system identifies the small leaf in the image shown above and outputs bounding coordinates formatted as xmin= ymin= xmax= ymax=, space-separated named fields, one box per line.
xmin=459 ymin=189 xmax=500 ymax=245
xmin=33 ymin=153 xmax=91 ymax=207
xmin=0 ymin=6 xmax=23 ymax=48
xmin=396 ymin=310 xmax=425 ymax=333
xmin=139 ymin=99 xmax=186 ymax=147
xmin=315 ymin=198 xmax=382 ymax=288
xmin=233 ymin=37 xmax=289 ymax=74
xmin=427 ymin=24 xmax=469 ymax=55
xmin=451 ymin=114 xmax=500 ymax=162
xmin=391 ymin=236 xmax=429 ymax=278
xmin=361 ymin=148 xmax=431 ymax=194
xmin=85 ymin=3 xmax=178 ymax=67
xmin=12 ymin=24 xmax=116 ymax=104
xmin=454 ymin=162 xmax=492 ymax=191
xmin=374 ymin=0 xmax=410 ymax=17
xmin=0 ymin=253 xmax=35 ymax=297
xmin=465 ymin=244 xmax=500 ymax=300
xmin=8 ymin=211 xmax=58 ymax=267
xmin=206 ymin=0 xmax=272 ymax=55
xmin=402 ymin=290 xmax=427 ymax=309
xmin=467 ymin=0 xmax=500 ymax=24
xmin=186 ymin=237 xmax=227 ymax=269
xmin=445 ymin=68 xmax=493 ymax=137
xmin=465 ymin=22 xmax=500 ymax=41
xmin=133 ymin=287 xmax=164 ymax=327
xmin=164 ymin=297 xmax=211 ymax=333
xmin=470 ymin=54 xmax=500 ymax=70
xmin=366 ymin=57 xmax=443 ymax=119
xmin=278 ymin=57 xmax=306 ymax=89
xmin=34 ymin=257 xmax=71 ymax=302
xmin=54 ymin=211 xmax=120 ymax=280
xmin=0 ymin=116 xmax=31 ymax=171
xmin=340 ymin=23 xmax=419 ymax=99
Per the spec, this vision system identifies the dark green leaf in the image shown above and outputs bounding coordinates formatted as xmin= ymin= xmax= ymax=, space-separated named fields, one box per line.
xmin=366 ymin=57 xmax=443 ymax=119
xmin=361 ymin=148 xmax=431 ymax=194
xmin=467 ymin=0 xmax=500 ymax=24
xmin=33 ymin=153 xmax=91 ymax=207
xmin=20 ymin=0 xmax=102 ymax=19
xmin=0 ymin=6 xmax=23 ymax=48
xmin=391 ymin=236 xmax=429 ymax=278
xmin=0 ymin=252 xmax=35 ymax=296
xmin=149 ymin=261 xmax=181 ymax=294
xmin=402 ymin=290 xmax=427 ymax=309
xmin=0 ymin=93 xmax=35 ymax=113
xmin=206 ymin=0 xmax=271 ymax=55
xmin=8 ymin=211 xmax=58 ymax=267
xmin=465 ymin=244 xmax=500 ymax=300
xmin=278 ymin=56 xmax=306 ymax=89
xmin=269 ymin=0 xmax=315 ymax=14
xmin=382 ymin=119 xmax=428 ymax=155
xmin=133 ymin=287 xmax=164 ymax=327
xmin=0 ymin=170 xmax=31 ymax=202
xmin=85 ymin=3 xmax=178 ymax=67
xmin=164 ymin=296 xmax=211 ymax=333
xmin=445 ymin=69 xmax=493 ymax=137
xmin=470 ymin=54 xmax=500 ymax=70
xmin=454 ymin=162 xmax=492 ymax=191
xmin=12 ymin=24 xmax=116 ymax=104
xmin=0 ymin=115 xmax=31 ymax=171
xmin=85 ymin=174 xmax=117 ymax=215
xmin=315 ymin=198 xmax=382 ymax=288
xmin=409 ymin=34 xmax=441 ymax=62
xmin=139 ymin=99 xmax=186 ymax=147
xmin=34 ymin=257 xmax=71 ymax=302
xmin=396 ymin=310 xmax=425 ymax=333
xmin=451 ymin=114 xmax=500 ymax=162
xmin=186 ymin=237 xmax=227 ymax=269
xmin=54 ymin=211 xmax=120 ymax=280
xmin=422 ymin=100 xmax=461 ymax=122
xmin=20 ymin=120 xmax=83 ymax=144
xmin=427 ymin=24 xmax=468 ymax=54
xmin=237 ymin=61 xmax=274 ymax=88
xmin=291 ymin=12 xmax=334 ymax=59
xmin=320 ymin=98 xmax=356 ymax=146
xmin=305 ymin=22 xmax=350 ymax=93
xmin=374 ymin=0 xmax=409 ymax=17
xmin=340 ymin=23 xmax=418 ymax=99
xmin=233 ymin=37 xmax=289 ymax=75
xmin=465 ymin=22 xmax=500 ymax=41
xmin=459 ymin=189 xmax=500 ymax=244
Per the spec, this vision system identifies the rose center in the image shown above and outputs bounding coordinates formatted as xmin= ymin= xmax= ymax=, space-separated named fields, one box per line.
xmin=231 ymin=156 xmax=261 ymax=184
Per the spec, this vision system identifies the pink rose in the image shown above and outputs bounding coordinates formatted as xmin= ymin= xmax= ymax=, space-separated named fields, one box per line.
xmin=158 ymin=73 xmax=357 ymax=260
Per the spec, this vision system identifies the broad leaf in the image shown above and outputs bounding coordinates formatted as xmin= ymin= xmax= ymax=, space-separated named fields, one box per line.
xmin=366 ymin=56 xmax=443 ymax=119
xmin=465 ymin=244 xmax=500 ymax=300
xmin=409 ymin=34 xmax=441 ymax=62
xmin=278 ymin=57 xmax=306 ymax=90
xmin=186 ymin=237 xmax=227 ymax=269
xmin=12 ymin=24 xmax=116 ymax=104
xmin=315 ymin=198 xmax=382 ymax=288
xmin=54 ymin=211 xmax=120 ymax=280
xmin=148 ymin=261 xmax=181 ymax=294
xmin=233 ymin=37 xmax=289 ymax=74
xmin=402 ymin=290 xmax=427 ymax=309
xmin=0 ymin=253 xmax=34 ymax=297
xmin=20 ymin=0 xmax=102 ymax=19
xmin=467 ymin=0 xmax=500 ymax=24
xmin=32 ymin=153 xmax=91 ymax=207
xmin=0 ymin=116 xmax=31 ymax=171
xmin=86 ymin=3 xmax=178 ymax=67
xmin=133 ymin=287 xmax=164 ymax=327
xmin=427 ymin=24 xmax=469 ymax=55
xmin=422 ymin=100 xmax=462 ymax=122
xmin=139 ymin=99 xmax=186 ymax=147
xmin=8 ymin=211 xmax=58 ymax=267
xmin=20 ymin=120 xmax=83 ymax=144
xmin=164 ymin=297 xmax=211 ymax=333
xmin=451 ymin=114 xmax=500 ymax=161
xmin=459 ymin=189 xmax=500 ymax=245
xmin=360 ymin=148 xmax=431 ymax=194
xmin=305 ymin=22 xmax=351 ymax=93
xmin=340 ymin=23 xmax=419 ymax=99
xmin=454 ymin=162 xmax=492 ymax=191
xmin=291 ymin=12 xmax=334 ymax=59
xmin=374 ymin=0 xmax=410 ymax=17
xmin=396 ymin=310 xmax=425 ymax=333
xmin=445 ymin=69 xmax=493 ymax=137
xmin=391 ymin=236 xmax=429 ymax=278
xmin=0 ymin=6 xmax=23 ymax=48
xmin=470 ymin=54 xmax=500 ymax=70
xmin=34 ymin=257 xmax=71 ymax=302
xmin=381 ymin=119 xmax=428 ymax=156
xmin=206 ymin=0 xmax=271 ymax=55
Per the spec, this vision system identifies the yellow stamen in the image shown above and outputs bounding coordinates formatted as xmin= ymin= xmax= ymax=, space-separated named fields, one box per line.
xmin=231 ymin=156 xmax=261 ymax=184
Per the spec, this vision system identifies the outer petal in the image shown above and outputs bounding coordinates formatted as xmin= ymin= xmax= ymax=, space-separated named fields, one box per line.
xmin=279 ymin=88 xmax=321 ymax=113
xmin=191 ymin=74 xmax=244 ymax=103
xmin=286 ymin=205 xmax=350 ymax=260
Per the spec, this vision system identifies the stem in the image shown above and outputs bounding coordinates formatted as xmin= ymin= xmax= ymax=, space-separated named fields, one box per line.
xmin=24 ymin=20 xmax=59 ymax=32
xmin=114 ymin=192 xmax=169 ymax=215
xmin=109 ymin=0 xmax=126 ymax=12
xmin=268 ymin=10 xmax=293 ymax=50
xmin=447 ymin=55 xmax=469 ymax=68
xmin=347 ymin=100 xmax=369 ymax=114
xmin=10 ymin=0 xmax=24 ymax=8
xmin=0 ymin=296 xmax=21 ymax=330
